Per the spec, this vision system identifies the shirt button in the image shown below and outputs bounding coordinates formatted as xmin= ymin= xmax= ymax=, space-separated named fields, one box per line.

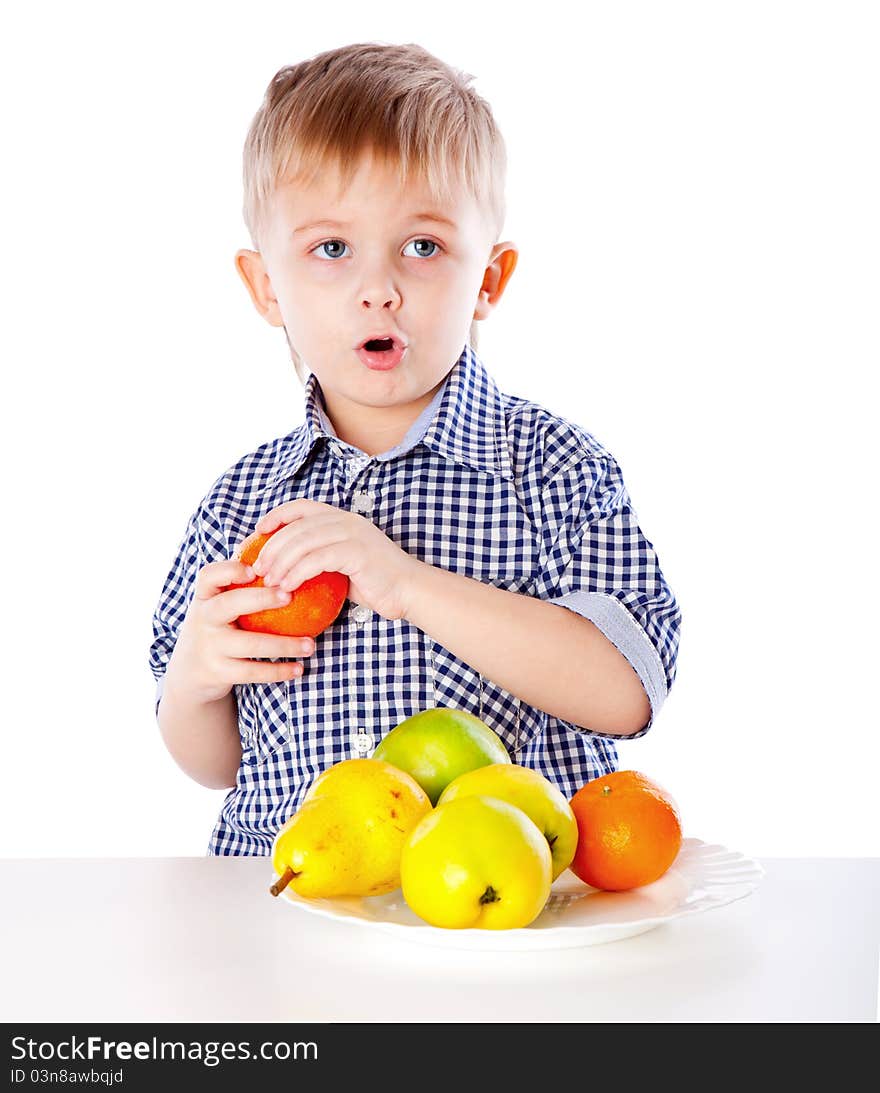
xmin=351 ymin=731 xmax=374 ymax=756
xmin=351 ymin=603 xmax=372 ymax=624
xmin=351 ymin=490 xmax=375 ymax=516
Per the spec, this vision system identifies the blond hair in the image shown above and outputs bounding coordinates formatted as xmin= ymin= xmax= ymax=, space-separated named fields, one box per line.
xmin=240 ymin=41 xmax=507 ymax=384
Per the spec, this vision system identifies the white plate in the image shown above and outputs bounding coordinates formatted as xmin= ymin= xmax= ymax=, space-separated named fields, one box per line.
xmin=272 ymin=837 xmax=765 ymax=951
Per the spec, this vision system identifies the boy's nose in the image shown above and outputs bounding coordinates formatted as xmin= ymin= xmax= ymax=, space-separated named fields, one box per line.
xmin=362 ymin=291 xmax=400 ymax=309
xmin=360 ymin=275 xmax=401 ymax=311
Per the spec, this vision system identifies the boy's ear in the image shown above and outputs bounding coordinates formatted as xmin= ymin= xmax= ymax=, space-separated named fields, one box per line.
xmin=473 ymin=242 xmax=518 ymax=322
xmin=234 ymin=249 xmax=284 ymax=327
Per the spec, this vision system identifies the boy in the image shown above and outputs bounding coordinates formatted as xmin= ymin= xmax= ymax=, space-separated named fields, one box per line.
xmin=150 ymin=42 xmax=681 ymax=856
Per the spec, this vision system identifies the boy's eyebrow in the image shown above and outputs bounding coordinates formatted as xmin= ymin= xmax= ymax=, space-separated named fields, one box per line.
xmin=409 ymin=212 xmax=458 ymax=229
xmin=293 ymin=212 xmax=458 ymax=235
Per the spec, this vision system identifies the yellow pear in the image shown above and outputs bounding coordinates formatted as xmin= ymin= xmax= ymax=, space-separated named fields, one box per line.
xmin=270 ymin=758 xmax=432 ymax=898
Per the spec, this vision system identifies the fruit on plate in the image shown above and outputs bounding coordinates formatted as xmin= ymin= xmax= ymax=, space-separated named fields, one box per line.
xmin=303 ymin=757 xmax=430 ymax=814
xmin=269 ymin=758 xmax=432 ymax=898
xmin=400 ymin=795 xmax=552 ymax=929
xmin=438 ymin=763 xmax=578 ymax=880
xmin=224 ymin=528 xmax=349 ymax=637
xmin=373 ymin=706 xmax=510 ymax=805
xmin=569 ymin=770 xmax=682 ymax=891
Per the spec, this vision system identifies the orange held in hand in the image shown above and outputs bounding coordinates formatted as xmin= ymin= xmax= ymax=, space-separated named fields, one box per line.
xmin=569 ymin=770 xmax=682 ymax=892
xmin=226 ymin=529 xmax=349 ymax=638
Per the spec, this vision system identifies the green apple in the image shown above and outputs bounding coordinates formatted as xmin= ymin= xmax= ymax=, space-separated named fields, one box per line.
xmin=437 ymin=763 xmax=579 ymax=880
xmin=400 ymin=795 xmax=552 ymax=929
xmin=373 ymin=706 xmax=510 ymax=805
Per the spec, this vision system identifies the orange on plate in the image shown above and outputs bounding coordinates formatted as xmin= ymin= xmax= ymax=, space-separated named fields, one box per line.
xmin=569 ymin=770 xmax=682 ymax=891
xmin=224 ymin=529 xmax=349 ymax=638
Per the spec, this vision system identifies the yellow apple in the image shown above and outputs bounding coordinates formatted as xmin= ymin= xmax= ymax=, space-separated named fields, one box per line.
xmin=400 ymin=795 xmax=552 ymax=929
xmin=438 ymin=764 xmax=578 ymax=880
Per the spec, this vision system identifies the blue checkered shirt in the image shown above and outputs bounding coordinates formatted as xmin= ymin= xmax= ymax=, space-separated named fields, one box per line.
xmin=149 ymin=345 xmax=681 ymax=855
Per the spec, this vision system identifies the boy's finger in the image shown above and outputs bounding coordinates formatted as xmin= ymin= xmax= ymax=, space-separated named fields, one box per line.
xmin=227 ymin=631 xmax=316 ymax=659
xmin=193 ymin=560 xmax=255 ymax=600
xmin=256 ymin=499 xmax=314 ymax=534
xmin=210 ymin=582 xmax=293 ymax=625
xmin=232 ymin=660 xmax=306 ymax=686
xmin=254 ymin=513 xmax=278 ymax=534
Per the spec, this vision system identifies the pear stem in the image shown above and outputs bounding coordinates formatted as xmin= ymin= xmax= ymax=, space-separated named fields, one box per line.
xmin=270 ymin=866 xmax=298 ymax=897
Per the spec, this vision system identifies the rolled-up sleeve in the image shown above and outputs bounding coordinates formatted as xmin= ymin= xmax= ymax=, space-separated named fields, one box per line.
xmin=149 ymin=498 xmax=229 ymax=718
xmin=532 ymin=452 xmax=681 ymax=739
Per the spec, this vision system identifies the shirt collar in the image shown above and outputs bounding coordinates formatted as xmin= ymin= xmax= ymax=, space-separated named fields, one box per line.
xmin=267 ymin=344 xmax=514 ymax=487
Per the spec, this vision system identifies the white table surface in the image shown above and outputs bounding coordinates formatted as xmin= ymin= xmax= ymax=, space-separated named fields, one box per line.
xmin=1 ymin=856 xmax=877 ymax=1022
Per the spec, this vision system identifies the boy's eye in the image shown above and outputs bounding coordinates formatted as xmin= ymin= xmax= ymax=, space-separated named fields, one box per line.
xmin=313 ymin=240 xmax=349 ymax=260
xmin=403 ymin=238 xmax=441 ymax=258
xmin=310 ymin=238 xmax=442 ymax=260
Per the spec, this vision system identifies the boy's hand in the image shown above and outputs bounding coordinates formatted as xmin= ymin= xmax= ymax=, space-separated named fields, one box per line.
xmin=251 ymin=499 xmax=422 ymax=622
xmin=163 ymin=560 xmax=317 ymax=705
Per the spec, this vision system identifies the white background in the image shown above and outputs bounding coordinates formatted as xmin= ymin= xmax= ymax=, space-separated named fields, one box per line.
xmin=1 ymin=1 xmax=876 ymax=859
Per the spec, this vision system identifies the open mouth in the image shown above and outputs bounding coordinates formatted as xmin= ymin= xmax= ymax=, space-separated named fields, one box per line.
xmin=356 ymin=336 xmax=407 ymax=370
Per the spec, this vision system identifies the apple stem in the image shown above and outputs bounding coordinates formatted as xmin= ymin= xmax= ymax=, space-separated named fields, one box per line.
xmin=479 ymin=885 xmax=501 ymax=905
xmin=269 ymin=866 xmax=299 ymax=897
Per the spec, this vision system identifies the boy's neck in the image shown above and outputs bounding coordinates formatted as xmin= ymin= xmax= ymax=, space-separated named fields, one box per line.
xmin=319 ymin=386 xmax=442 ymax=458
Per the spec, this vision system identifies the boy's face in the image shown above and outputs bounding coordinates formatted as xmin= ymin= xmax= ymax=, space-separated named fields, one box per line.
xmin=235 ymin=147 xmax=517 ymax=454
